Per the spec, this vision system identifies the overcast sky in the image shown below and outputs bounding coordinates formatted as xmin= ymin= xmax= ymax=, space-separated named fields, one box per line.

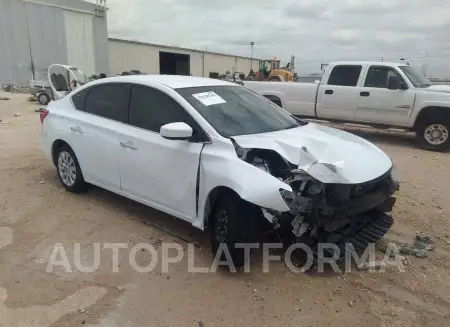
xmin=96 ymin=0 xmax=450 ymax=77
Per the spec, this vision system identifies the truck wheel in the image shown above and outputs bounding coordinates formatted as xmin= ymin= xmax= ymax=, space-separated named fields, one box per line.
xmin=38 ymin=92 xmax=50 ymax=105
xmin=416 ymin=119 xmax=450 ymax=152
xmin=211 ymin=195 xmax=255 ymax=269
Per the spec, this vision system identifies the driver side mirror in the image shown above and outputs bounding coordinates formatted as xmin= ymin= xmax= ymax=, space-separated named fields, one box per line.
xmin=160 ymin=122 xmax=193 ymax=141
xmin=388 ymin=76 xmax=408 ymax=90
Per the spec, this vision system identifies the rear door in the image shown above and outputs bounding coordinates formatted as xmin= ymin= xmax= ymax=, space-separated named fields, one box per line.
xmin=119 ymin=84 xmax=206 ymax=221
xmin=316 ymin=65 xmax=363 ymax=120
xmin=355 ymin=66 xmax=415 ymax=125
xmin=69 ymin=83 xmax=130 ymax=190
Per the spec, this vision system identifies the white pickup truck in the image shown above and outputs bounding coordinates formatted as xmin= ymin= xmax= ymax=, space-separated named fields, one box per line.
xmin=244 ymin=61 xmax=450 ymax=152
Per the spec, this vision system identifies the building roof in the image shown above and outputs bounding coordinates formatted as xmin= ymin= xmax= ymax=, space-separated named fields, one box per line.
xmin=90 ymin=74 xmax=235 ymax=89
xmin=109 ymin=37 xmax=260 ymax=61
xmin=20 ymin=0 xmax=107 ymax=15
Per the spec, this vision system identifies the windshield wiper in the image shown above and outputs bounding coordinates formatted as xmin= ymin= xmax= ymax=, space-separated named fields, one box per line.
xmin=285 ymin=123 xmax=301 ymax=130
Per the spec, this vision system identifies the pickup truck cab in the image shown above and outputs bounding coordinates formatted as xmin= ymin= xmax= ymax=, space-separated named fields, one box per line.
xmin=244 ymin=61 xmax=450 ymax=152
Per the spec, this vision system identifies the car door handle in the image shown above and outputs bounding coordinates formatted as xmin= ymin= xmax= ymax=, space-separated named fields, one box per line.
xmin=70 ymin=126 xmax=84 ymax=134
xmin=360 ymin=91 xmax=370 ymax=97
xmin=325 ymin=89 xmax=334 ymax=95
xmin=120 ymin=141 xmax=138 ymax=150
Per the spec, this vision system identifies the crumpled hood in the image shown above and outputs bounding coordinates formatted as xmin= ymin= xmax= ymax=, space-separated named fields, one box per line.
xmin=233 ymin=123 xmax=392 ymax=184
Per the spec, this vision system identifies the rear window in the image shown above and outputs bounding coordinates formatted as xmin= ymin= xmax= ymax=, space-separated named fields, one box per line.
xmin=327 ymin=65 xmax=362 ymax=87
xmin=84 ymin=84 xmax=130 ymax=123
xmin=71 ymin=88 xmax=89 ymax=111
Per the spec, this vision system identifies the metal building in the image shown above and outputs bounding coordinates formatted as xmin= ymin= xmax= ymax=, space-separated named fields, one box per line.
xmin=0 ymin=0 xmax=109 ymax=87
xmin=109 ymin=38 xmax=260 ymax=78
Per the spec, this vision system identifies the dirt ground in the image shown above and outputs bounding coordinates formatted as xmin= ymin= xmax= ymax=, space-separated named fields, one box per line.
xmin=1 ymin=91 xmax=450 ymax=327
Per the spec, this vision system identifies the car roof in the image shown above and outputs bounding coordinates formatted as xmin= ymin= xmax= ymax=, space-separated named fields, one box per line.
xmin=332 ymin=61 xmax=407 ymax=68
xmin=90 ymin=75 xmax=236 ymax=89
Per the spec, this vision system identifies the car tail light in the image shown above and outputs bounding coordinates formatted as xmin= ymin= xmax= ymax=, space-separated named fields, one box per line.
xmin=40 ymin=109 xmax=49 ymax=123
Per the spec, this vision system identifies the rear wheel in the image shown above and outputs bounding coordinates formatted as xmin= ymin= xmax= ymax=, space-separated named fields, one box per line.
xmin=55 ymin=145 xmax=87 ymax=193
xmin=211 ymin=196 xmax=256 ymax=268
xmin=416 ymin=119 xmax=450 ymax=152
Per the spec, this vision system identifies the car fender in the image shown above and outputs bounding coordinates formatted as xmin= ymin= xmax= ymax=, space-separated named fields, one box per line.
xmin=193 ymin=143 xmax=291 ymax=230
xmin=44 ymin=113 xmax=83 ymax=171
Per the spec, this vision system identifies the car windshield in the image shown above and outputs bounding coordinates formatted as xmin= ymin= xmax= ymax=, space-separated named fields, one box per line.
xmin=399 ymin=66 xmax=432 ymax=88
xmin=176 ymin=85 xmax=306 ymax=137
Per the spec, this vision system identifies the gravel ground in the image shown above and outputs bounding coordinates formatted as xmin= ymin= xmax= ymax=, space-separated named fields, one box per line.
xmin=1 ymin=91 xmax=450 ymax=327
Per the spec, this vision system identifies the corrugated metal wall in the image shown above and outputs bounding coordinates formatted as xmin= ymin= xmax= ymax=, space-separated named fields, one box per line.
xmin=64 ymin=10 xmax=96 ymax=76
xmin=109 ymin=39 xmax=260 ymax=78
xmin=93 ymin=10 xmax=109 ymax=75
xmin=0 ymin=0 xmax=108 ymax=86
xmin=0 ymin=0 xmax=34 ymax=86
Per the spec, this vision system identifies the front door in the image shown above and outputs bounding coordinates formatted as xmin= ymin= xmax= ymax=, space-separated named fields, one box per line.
xmin=119 ymin=84 xmax=205 ymax=220
xmin=355 ymin=66 xmax=416 ymax=125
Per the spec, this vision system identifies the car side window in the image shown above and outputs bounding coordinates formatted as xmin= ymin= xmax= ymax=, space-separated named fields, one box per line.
xmin=84 ymin=84 xmax=130 ymax=123
xmin=71 ymin=88 xmax=89 ymax=111
xmin=327 ymin=65 xmax=362 ymax=87
xmin=364 ymin=66 xmax=403 ymax=88
xmin=129 ymin=85 xmax=207 ymax=141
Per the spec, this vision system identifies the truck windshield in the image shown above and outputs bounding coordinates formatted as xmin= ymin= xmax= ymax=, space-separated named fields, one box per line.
xmin=399 ymin=66 xmax=432 ymax=88
xmin=176 ymin=85 xmax=306 ymax=137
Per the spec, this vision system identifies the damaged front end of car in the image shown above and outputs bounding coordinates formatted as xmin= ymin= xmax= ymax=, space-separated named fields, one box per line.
xmin=233 ymin=141 xmax=399 ymax=260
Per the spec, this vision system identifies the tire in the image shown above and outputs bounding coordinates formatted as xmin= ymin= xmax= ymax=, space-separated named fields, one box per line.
xmin=415 ymin=118 xmax=450 ymax=152
xmin=37 ymin=92 xmax=50 ymax=105
xmin=211 ymin=195 xmax=256 ymax=268
xmin=55 ymin=145 xmax=87 ymax=193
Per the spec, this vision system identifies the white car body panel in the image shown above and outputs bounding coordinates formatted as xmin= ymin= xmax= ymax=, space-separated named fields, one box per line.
xmin=244 ymin=61 xmax=450 ymax=129
xmin=194 ymin=139 xmax=292 ymax=229
xmin=244 ymin=81 xmax=317 ymax=116
xmin=118 ymin=124 xmax=203 ymax=221
xmin=233 ymin=123 xmax=392 ymax=184
xmin=427 ymin=84 xmax=450 ymax=93
xmin=42 ymin=75 xmax=395 ymax=231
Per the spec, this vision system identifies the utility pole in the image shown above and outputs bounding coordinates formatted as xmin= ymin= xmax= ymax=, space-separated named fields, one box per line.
xmin=250 ymin=41 xmax=255 ymax=71
xmin=423 ymin=50 xmax=428 ymax=77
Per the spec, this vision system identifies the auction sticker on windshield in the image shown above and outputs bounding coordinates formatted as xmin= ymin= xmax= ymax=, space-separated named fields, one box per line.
xmin=192 ymin=92 xmax=226 ymax=106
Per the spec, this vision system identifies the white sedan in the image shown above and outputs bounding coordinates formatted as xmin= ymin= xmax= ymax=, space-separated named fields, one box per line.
xmin=41 ymin=75 xmax=399 ymax=266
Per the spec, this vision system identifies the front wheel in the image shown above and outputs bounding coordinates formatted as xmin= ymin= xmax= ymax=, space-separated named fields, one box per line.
xmin=211 ymin=196 xmax=256 ymax=268
xmin=416 ymin=120 xmax=450 ymax=152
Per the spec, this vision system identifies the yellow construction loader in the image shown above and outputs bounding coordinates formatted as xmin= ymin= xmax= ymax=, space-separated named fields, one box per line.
xmin=248 ymin=58 xmax=295 ymax=82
